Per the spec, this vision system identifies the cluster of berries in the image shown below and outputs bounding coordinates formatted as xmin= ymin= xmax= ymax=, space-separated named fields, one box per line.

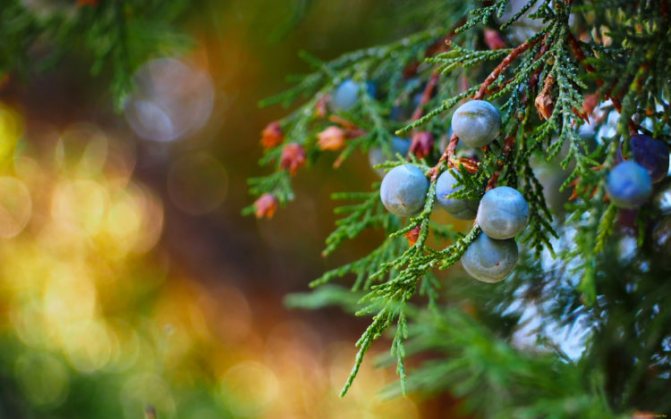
xmin=258 ymin=78 xmax=670 ymax=284
xmin=379 ymin=100 xmax=529 ymax=283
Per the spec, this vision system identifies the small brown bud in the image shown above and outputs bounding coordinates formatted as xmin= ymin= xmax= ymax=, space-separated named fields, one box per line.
xmin=410 ymin=131 xmax=434 ymax=159
xmin=583 ymin=93 xmax=599 ymax=116
xmin=280 ymin=143 xmax=306 ymax=176
xmin=254 ymin=194 xmax=278 ymax=219
xmin=484 ymin=29 xmax=506 ymax=50
xmin=405 ymin=226 xmax=421 ymax=246
xmin=534 ymin=75 xmax=555 ymax=120
xmin=260 ymin=121 xmax=283 ymax=150
xmin=317 ymin=126 xmax=346 ymax=151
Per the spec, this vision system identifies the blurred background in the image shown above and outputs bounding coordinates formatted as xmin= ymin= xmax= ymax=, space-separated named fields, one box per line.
xmin=0 ymin=1 xmax=465 ymax=417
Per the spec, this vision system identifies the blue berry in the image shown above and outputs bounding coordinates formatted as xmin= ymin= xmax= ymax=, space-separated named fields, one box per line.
xmin=331 ymin=79 xmax=360 ymax=111
xmin=630 ymin=134 xmax=669 ymax=183
xmin=451 ymin=100 xmax=501 ymax=147
xmin=390 ymin=105 xmax=408 ymax=121
xmin=365 ymin=81 xmax=378 ymax=99
xmin=369 ymin=137 xmax=411 ymax=177
xmin=476 ymin=186 xmax=529 ymax=240
xmin=435 ymin=171 xmax=478 ymax=219
xmin=533 ymin=165 xmax=570 ymax=216
xmin=461 ymin=234 xmax=518 ymax=283
xmin=606 ymin=161 xmax=653 ymax=209
xmin=380 ymin=164 xmax=429 ymax=217
xmin=391 ymin=136 xmax=411 ymax=156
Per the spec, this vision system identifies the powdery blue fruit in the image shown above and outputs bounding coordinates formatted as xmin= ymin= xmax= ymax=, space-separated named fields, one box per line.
xmin=390 ymin=136 xmax=411 ymax=156
xmin=630 ymin=134 xmax=669 ymax=183
xmin=365 ymin=81 xmax=377 ymax=99
xmin=461 ymin=234 xmax=518 ymax=283
xmin=606 ymin=161 xmax=653 ymax=209
xmin=476 ymin=186 xmax=529 ymax=240
xmin=368 ymin=137 xmax=411 ymax=177
xmin=380 ymin=164 xmax=429 ymax=217
xmin=533 ymin=165 xmax=570 ymax=217
xmin=331 ymin=79 xmax=360 ymax=111
xmin=435 ymin=171 xmax=478 ymax=219
xmin=451 ymin=100 xmax=501 ymax=147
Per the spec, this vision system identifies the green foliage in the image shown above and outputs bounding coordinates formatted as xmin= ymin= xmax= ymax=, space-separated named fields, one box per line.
xmin=379 ymin=307 xmax=619 ymax=419
xmin=253 ymin=0 xmax=671 ymax=416
xmin=0 ymin=0 xmax=191 ymax=107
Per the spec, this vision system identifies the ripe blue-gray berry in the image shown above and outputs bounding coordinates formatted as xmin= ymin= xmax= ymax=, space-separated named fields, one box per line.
xmin=630 ymin=134 xmax=669 ymax=183
xmin=461 ymin=234 xmax=518 ymax=283
xmin=533 ymin=165 xmax=570 ymax=216
xmin=476 ymin=186 xmax=529 ymax=240
xmin=380 ymin=164 xmax=429 ymax=217
xmin=365 ymin=81 xmax=377 ymax=99
xmin=435 ymin=170 xmax=478 ymax=219
xmin=369 ymin=137 xmax=411 ymax=177
xmin=369 ymin=137 xmax=411 ymax=176
xmin=606 ymin=160 xmax=653 ymax=209
xmin=331 ymin=79 xmax=359 ymax=111
xmin=451 ymin=100 xmax=501 ymax=147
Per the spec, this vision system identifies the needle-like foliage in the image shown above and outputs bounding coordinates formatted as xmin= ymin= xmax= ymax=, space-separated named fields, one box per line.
xmin=251 ymin=0 xmax=671 ymax=416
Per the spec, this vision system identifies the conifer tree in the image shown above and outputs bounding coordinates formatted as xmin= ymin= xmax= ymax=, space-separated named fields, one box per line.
xmin=3 ymin=0 xmax=671 ymax=417
xmin=250 ymin=1 xmax=671 ymax=417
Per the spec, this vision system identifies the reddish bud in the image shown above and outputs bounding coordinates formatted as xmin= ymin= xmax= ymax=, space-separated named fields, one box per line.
xmin=484 ymin=29 xmax=506 ymax=50
xmin=535 ymin=75 xmax=555 ymax=120
xmin=78 ymin=0 xmax=98 ymax=5
xmin=254 ymin=194 xmax=278 ymax=219
xmin=410 ymin=131 xmax=435 ymax=159
xmin=405 ymin=226 xmax=421 ymax=246
xmin=583 ymin=93 xmax=600 ymax=116
xmin=261 ymin=121 xmax=284 ymax=150
xmin=317 ymin=126 xmax=347 ymax=151
xmin=280 ymin=143 xmax=306 ymax=176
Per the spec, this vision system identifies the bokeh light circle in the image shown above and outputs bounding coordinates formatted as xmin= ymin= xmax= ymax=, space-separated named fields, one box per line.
xmin=0 ymin=177 xmax=32 ymax=238
xmin=125 ymin=58 xmax=214 ymax=143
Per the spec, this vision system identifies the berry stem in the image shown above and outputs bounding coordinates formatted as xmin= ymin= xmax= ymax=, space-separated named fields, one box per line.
xmin=411 ymin=71 xmax=441 ymax=121
xmin=486 ymin=135 xmax=516 ymax=190
xmin=474 ymin=35 xmax=543 ymax=100
xmin=429 ymin=36 xmax=541 ymax=181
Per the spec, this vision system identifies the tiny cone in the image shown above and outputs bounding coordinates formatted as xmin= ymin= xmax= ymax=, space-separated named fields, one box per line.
xmin=280 ymin=143 xmax=306 ymax=176
xmin=535 ymin=75 xmax=555 ymax=120
xmin=254 ymin=194 xmax=278 ymax=219
xmin=583 ymin=93 xmax=599 ymax=116
xmin=484 ymin=29 xmax=506 ymax=50
xmin=317 ymin=126 xmax=346 ymax=151
xmin=261 ymin=121 xmax=284 ymax=150
xmin=405 ymin=226 xmax=421 ymax=246
xmin=410 ymin=131 xmax=434 ymax=159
